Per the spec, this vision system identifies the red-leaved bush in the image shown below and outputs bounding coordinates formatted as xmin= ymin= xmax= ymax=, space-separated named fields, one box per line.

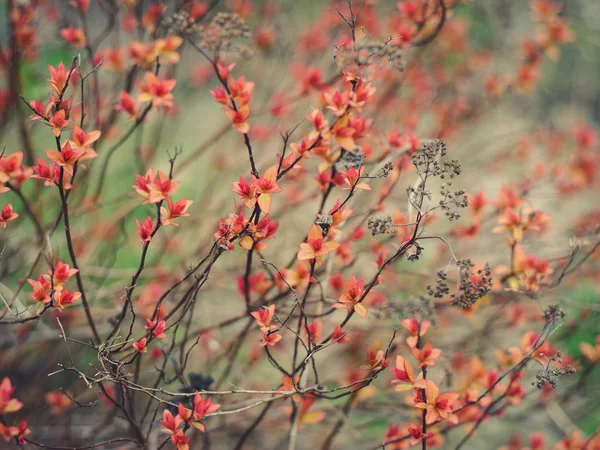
xmin=0 ymin=0 xmax=598 ymax=449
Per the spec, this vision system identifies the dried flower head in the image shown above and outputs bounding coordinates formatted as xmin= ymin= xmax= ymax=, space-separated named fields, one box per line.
xmin=367 ymin=215 xmax=396 ymax=236
xmin=427 ymin=270 xmax=451 ymax=299
xmin=194 ymin=13 xmax=253 ymax=58
xmin=164 ymin=11 xmax=198 ymax=36
xmin=315 ymin=214 xmax=333 ymax=236
xmin=450 ymin=260 xmax=493 ymax=309
xmin=335 ymin=148 xmax=364 ymax=171
xmin=532 ymin=351 xmax=576 ymax=389
xmin=378 ymin=161 xmax=394 ymax=178
xmin=543 ymin=304 xmax=565 ymax=324
xmin=405 ymin=242 xmax=423 ymax=262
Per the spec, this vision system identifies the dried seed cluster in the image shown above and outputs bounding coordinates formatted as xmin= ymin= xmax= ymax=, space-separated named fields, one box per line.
xmin=427 ymin=270 xmax=451 ymax=299
xmin=316 ymin=213 xmax=333 ymax=235
xmin=543 ymin=304 xmax=565 ymax=324
xmin=336 ymin=148 xmax=364 ymax=171
xmin=172 ymin=12 xmax=253 ymax=57
xmin=407 ymin=181 xmax=432 ymax=207
xmin=367 ymin=215 xmax=396 ymax=236
xmin=407 ymin=139 xmax=467 ymax=220
xmin=412 ymin=139 xmax=462 ymax=180
xmin=378 ymin=161 xmax=394 ymax=178
xmin=165 ymin=11 xmax=198 ymax=36
xmin=450 ymin=260 xmax=493 ymax=309
xmin=439 ymin=182 xmax=468 ymax=221
xmin=405 ymin=242 xmax=423 ymax=262
xmin=532 ymin=351 xmax=576 ymax=389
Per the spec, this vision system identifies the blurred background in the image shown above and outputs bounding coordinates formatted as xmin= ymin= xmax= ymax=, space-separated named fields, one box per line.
xmin=0 ymin=0 xmax=599 ymax=448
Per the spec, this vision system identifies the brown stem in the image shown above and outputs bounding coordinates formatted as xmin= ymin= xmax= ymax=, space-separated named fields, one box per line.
xmin=57 ymin=165 xmax=100 ymax=343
